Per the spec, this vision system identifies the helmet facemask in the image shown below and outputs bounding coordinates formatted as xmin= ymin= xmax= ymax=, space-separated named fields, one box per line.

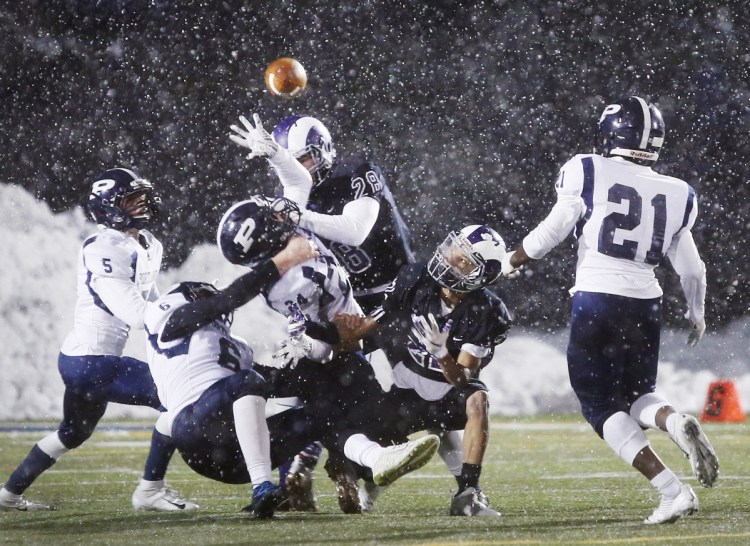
xmin=88 ymin=169 xmax=161 ymax=230
xmin=427 ymin=232 xmax=485 ymax=293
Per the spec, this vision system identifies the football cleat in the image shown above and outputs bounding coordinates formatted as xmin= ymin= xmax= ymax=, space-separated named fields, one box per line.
xmin=358 ymin=481 xmax=387 ymax=513
xmin=450 ymin=487 xmax=500 ymax=517
xmin=0 ymin=489 xmax=52 ymax=512
xmin=371 ymin=435 xmax=439 ymax=487
xmin=644 ymin=484 xmax=699 ymax=524
xmin=248 ymin=481 xmax=281 ymax=519
xmin=324 ymin=454 xmax=361 ymax=514
xmin=671 ymin=414 xmax=720 ymax=488
xmin=285 ymin=454 xmax=317 ymax=512
xmin=132 ymin=482 xmax=198 ymax=512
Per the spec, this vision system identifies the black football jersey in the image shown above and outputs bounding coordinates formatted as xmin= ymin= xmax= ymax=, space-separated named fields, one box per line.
xmin=372 ymin=262 xmax=513 ymax=382
xmin=307 ymin=154 xmax=414 ymax=294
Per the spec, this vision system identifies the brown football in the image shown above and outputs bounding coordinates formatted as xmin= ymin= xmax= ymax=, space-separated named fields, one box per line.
xmin=264 ymin=57 xmax=307 ymax=98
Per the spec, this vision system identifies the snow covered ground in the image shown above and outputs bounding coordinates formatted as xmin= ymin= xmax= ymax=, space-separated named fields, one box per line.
xmin=1 ymin=183 xmax=748 ymax=421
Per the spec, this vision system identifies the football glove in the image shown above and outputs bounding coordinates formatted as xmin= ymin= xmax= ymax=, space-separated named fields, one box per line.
xmin=272 ymin=335 xmax=313 ymax=369
xmin=501 ymin=251 xmax=522 ymax=278
xmin=229 ymin=113 xmax=279 ymax=159
xmin=411 ymin=313 xmax=452 ymax=359
xmin=687 ymin=318 xmax=706 ymax=347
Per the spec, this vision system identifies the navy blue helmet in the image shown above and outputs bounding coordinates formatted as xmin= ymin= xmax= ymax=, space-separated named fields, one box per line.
xmin=428 ymin=224 xmax=506 ymax=293
xmin=272 ymin=115 xmax=337 ymax=184
xmin=594 ymin=96 xmax=665 ymax=165
xmin=168 ymin=281 xmax=220 ymax=302
xmin=217 ymin=196 xmax=298 ymax=267
xmin=87 ymin=167 xmax=161 ymax=229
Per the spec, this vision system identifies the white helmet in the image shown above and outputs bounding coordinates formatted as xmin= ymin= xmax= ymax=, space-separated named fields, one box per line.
xmin=427 ymin=225 xmax=506 ymax=293
xmin=272 ymin=115 xmax=337 ymax=184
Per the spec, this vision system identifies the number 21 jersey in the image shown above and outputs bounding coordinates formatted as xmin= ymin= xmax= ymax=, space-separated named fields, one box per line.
xmin=561 ymin=154 xmax=698 ymax=298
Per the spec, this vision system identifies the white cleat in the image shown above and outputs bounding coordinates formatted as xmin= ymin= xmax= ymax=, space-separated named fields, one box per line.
xmin=449 ymin=487 xmax=500 ymax=517
xmin=371 ymin=434 xmax=439 ymax=487
xmin=644 ymin=483 xmax=698 ymax=524
xmin=132 ymin=483 xmax=198 ymax=512
xmin=671 ymin=414 xmax=720 ymax=487
xmin=0 ymin=488 xmax=52 ymax=512
xmin=358 ymin=481 xmax=387 ymax=513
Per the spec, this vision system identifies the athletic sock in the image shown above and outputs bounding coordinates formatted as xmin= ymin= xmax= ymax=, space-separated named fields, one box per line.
xmin=651 ymin=468 xmax=682 ymax=498
xmin=142 ymin=429 xmax=176 ymax=482
xmin=457 ymin=463 xmax=481 ymax=493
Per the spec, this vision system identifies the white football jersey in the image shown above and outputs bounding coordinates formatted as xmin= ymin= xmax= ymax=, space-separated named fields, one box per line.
xmin=264 ymin=236 xmax=363 ymax=321
xmin=60 ymin=228 xmax=162 ymax=357
xmin=143 ymin=290 xmax=255 ymax=427
xmin=523 ymin=154 xmax=698 ymax=299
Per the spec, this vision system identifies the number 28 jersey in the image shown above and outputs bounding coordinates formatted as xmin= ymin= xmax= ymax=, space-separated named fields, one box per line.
xmin=308 ymin=154 xmax=414 ymax=295
xmin=525 ymin=154 xmax=698 ymax=299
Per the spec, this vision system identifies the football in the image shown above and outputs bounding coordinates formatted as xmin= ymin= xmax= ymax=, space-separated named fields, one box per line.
xmin=264 ymin=57 xmax=307 ymax=98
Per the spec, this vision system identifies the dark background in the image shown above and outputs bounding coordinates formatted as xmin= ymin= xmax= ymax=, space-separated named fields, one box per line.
xmin=2 ymin=0 xmax=748 ymax=329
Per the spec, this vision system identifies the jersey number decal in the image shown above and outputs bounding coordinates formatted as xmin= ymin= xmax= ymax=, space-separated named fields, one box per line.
xmin=351 ymin=170 xmax=383 ymax=200
xmin=301 ymin=265 xmax=336 ymax=309
xmin=218 ymin=338 xmax=242 ymax=372
xmin=329 ymin=242 xmax=372 ymax=274
xmin=598 ymin=183 xmax=667 ymax=265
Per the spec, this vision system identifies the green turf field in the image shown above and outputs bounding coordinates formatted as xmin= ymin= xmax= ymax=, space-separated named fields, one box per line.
xmin=1 ymin=416 xmax=748 ymax=545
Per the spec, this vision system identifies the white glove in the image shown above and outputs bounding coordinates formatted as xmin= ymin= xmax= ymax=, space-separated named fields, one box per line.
xmin=411 ymin=313 xmax=452 ymax=359
xmin=229 ymin=113 xmax=279 ymax=159
xmin=501 ymin=251 xmax=522 ymax=278
xmin=687 ymin=318 xmax=706 ymax=347
xmin=272 ymin=335 xmax=313 ymax=369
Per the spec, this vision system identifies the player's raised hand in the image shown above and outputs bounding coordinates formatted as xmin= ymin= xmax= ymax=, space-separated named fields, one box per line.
xmin=412 ymin=313 xmax=452 ymax=359
xmin=501 ymin=251 xmax=522 ymax=278
xmin=229 ymin=113 xmax=279 ymax=159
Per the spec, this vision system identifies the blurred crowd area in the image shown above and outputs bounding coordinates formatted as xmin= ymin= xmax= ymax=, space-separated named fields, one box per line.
xmin=2 ymin=0 xmax=748 ymax=328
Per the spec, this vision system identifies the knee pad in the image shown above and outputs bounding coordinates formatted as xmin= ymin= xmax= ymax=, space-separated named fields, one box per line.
xmin=37 ymin=432 xmax=70 ymax=460
xmin=629 ymin=392 xmax=670 ymax=429
xmin=155 ymin=412 xmax=172 ymax=437
xmin=602 ymin=411 xmax=650 ymax=465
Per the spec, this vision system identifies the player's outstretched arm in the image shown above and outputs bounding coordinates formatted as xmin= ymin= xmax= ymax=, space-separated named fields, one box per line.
xmin=162 ymin=236 xmax=317 ymax=342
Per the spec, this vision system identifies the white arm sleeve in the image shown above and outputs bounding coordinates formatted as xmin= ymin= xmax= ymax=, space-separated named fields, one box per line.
xmin=268 ymin=146 xmax=313 ymax=208
xmin=522 ymin=193 xmax=585 ymax=259
xmin=667 ymin=231 xmax=706 ymax=324
xmin=91 ymin=276 xmax=149 ymax=329
xmin=298 ymin=196 xmax=380 ymax=246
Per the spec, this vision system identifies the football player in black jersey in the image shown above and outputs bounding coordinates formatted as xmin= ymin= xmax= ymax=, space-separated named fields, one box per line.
xmin=229 ymin=113 xmax=415 ymax=314
xmin=286 ymin=225 xmax=513 ymax=517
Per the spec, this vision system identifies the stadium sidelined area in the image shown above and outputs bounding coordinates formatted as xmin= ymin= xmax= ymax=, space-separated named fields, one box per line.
xmin=1 ymin=416 xmax=748 ymax=545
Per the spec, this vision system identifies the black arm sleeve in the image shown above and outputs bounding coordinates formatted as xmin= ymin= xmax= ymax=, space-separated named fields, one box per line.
xmin=161 ymin=259 xmax=280 ymax=342
xmin=304 ymin=320 xmax=342 ymax=345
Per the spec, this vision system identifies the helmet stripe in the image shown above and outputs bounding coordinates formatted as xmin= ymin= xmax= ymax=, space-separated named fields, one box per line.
xmin=634 ymin=96 xmax=651 ymax=149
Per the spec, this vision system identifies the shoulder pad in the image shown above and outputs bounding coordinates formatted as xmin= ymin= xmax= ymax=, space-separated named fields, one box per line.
xmin=83 ymin=231 xmax=137 ymax=278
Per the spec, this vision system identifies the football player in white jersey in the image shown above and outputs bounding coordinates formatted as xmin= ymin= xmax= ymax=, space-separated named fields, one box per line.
xmin=501 ymin=97 xmax=719 ymax=524
xmin=217 ymin=196 xmax=440 ymax=513
xmin=143 ymin=235 xmax=320 ymax=518
xmin=0 ymin=168 xmax=196 ymax=513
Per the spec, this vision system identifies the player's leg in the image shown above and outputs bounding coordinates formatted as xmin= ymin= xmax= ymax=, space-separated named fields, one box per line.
xmin=568 ymin=292 xmax=697 ymax=524
xmin=172 ymin=370 xmax=279 ymax=518
xmin=630 ymin=394 xmax=719 ymax=488
xmin=0 ymin=353 xmax=113 ymax=511
xmin=104 ymin=356 xmax=196 ymax=512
